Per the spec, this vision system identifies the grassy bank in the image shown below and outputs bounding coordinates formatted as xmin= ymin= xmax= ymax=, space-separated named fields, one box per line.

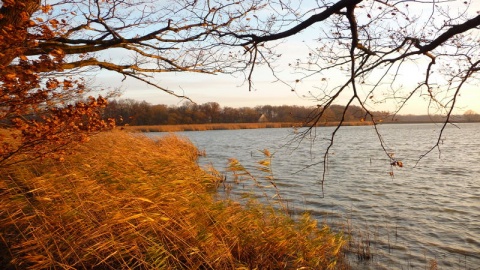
xmin=0 ymin=131 xmax=346 ymax=269
xmin=123 ymin=121 xmax=372 ymax=132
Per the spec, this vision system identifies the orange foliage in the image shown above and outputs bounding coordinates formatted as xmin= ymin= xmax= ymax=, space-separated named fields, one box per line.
xmin=0 ymin=1 xmax=114 ymax=166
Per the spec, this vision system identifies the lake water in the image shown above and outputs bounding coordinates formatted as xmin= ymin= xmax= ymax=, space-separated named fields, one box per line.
xmin=147 ymin=123 xmax=480 ymax=269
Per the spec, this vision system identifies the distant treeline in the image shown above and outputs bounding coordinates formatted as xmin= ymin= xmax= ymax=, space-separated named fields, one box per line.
xmin=103 ymin=99 xmax=369 ymax=126
xmin=102 ymin=99 xmax=480 ymax=126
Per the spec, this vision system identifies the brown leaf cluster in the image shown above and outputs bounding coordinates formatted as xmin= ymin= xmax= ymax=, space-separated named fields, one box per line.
xmin=0 ymin=1 xmax=115 ymax=166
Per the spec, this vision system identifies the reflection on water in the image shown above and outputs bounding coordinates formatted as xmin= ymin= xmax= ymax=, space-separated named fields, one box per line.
xmin=147 ymin=123 xmax=480 ymax=269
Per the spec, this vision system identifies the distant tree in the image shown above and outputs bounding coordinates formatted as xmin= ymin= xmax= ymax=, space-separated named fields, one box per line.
xmin=167 ymin=109 xmax=181 ymax=125
xmin=275 ymin=105 xmax=297 ymax=122
xmin=131 ymin=101 xmax=154 ymax=125
xmin=201 ymin=102 xmax=222 ymax=123
xmin=464 ymin=110 xmax=480 ymax=122
xmin=102 ymin=100 xmax=121 ymax=124
xmin=239 ymin=107 xmax=261 ymax=123
xmin=151 ymin=105 xmax=169 ymax=125
xmin=373 ymin=111 xmax=393 ymax=122
xmin=102 ymin=99 xmax=137 ymax=125
xmin=222 ymin=106 xmax=240 ymax=123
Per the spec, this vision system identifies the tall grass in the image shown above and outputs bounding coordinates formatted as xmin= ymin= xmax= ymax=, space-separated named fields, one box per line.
xmin=0 ymin=131 xmax=347 ymax=269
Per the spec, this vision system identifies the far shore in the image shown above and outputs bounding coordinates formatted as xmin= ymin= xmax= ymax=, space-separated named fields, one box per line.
xmin=122 ymin=121 xmax=374 ymax=132
xmin=122 ymin=119 xmax=480 ymax=133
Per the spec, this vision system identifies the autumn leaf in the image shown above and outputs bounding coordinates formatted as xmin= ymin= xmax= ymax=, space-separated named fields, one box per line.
xmin=41 ymin=5 xmax=53 ymax=13
xmin=46 ymin=80 xmax=59 ymax=89
xmin=49 ymin=19 xmax=59 ymax=29
xmin=20 ymin=12 xmax=30 ymax=22
xmin=2 ymin=0 xmax=15 ymax=8
xmin=50 ymin=48 xmax=65 ymax=61
xmin=4 ymin=73 xmax=17 ymax=81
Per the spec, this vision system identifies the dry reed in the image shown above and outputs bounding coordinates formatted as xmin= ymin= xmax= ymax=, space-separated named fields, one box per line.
xmin=0 ymin=131 xmax=347 ymax=269
xmin=123 ymin=121 xmax=371 ymax=133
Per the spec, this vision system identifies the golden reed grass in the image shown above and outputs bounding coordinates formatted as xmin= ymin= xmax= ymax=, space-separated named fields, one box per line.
xmin=124 ymin=121 xmax=372 ymax=132
xmin=0 ymin=131 xmax=347 ymax=269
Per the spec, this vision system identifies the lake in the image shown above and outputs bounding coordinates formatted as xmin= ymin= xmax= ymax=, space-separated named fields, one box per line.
xmin=147 ymin=123 xmax=480 ymax=269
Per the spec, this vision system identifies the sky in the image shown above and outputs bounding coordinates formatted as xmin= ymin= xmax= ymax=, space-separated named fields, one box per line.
xmin=93 ymin=0 xmax=480 ymax=115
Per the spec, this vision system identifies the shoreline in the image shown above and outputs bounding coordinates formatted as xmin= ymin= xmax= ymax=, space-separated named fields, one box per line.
xmin=122 ymin=121 xmax=373 ymax=132
xmin=122 ymin=120 xmax=480 ymax=133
